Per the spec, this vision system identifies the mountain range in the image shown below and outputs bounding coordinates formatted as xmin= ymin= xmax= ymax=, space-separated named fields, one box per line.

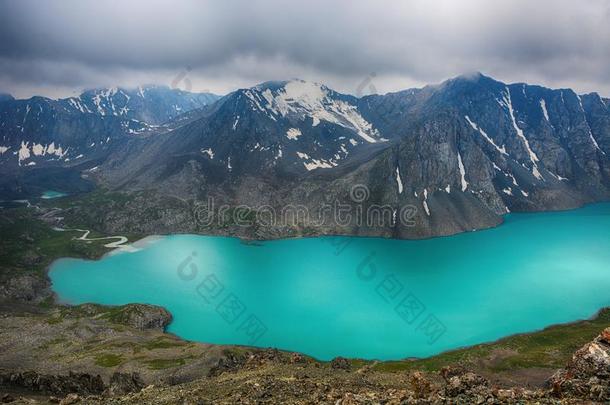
xmin=0 ymin=85 xmax=220 ymax=197
xmin=1 ymin=73 xmax=609 ymax=239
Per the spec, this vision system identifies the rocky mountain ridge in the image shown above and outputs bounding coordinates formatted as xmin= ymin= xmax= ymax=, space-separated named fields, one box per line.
xmin=0 ymin=86 xmax=220 ymax=198
xmin=90 ymin=74 xmax=610 ymax=239
xmin=2 ymin=73 xmax=610 ymax=239
xmin=0 ymin=85 xmax=219 ymax=167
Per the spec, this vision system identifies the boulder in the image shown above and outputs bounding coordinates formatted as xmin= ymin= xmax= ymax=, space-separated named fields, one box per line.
xmin=289 ymin=353 xmax=305 ymax=364
xmin=441 ymin=367 xmax=491 ymax=403
xmin=409 ymin=371 xmax=432 ymax=398
xmin=0 ymin=273 xmax=50 ymax=303
xmin=548 ymin=328 xmax=610 ymax=401
xmin=600 ymin=327 xmax=610 ymax=344
xmin=0 ymin=394 xmax=15 ymax=403
xmin=330 ymin=357 xmax=351 ymax=370
xmin=0 ymin=371 xmax=104 ymax=396
xmin=106 ymin=372 xmax=145 ymax=396
xmin=104 ymin=304 xmax=172 ymax=331
xmin=59 ymin=393 xmax=80 ymax=405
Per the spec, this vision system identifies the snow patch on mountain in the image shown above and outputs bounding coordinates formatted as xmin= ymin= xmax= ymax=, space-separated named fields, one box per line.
xmin=32 ymin=143 xmax=46 ymax=156
xmin=422 ymin=189 xmax=430 ymax=216
xmin=286 ymin=128 xmax=302 ymax=140
xmin=549 ymin=171 xmax=568 ymax=181
xmin=18 ymin=142 xmax=30 ymax=164
xmin=201 ymin=148 xmax=214 ymax=159
xmin=588 ymin=132 xmax=603 ymax=153
xmin=465 ymin=116 xmax=507 ymax=155
xmin=11 ymin=140 xmax=68 ymax=165
xmin=457 ymin=152 xmax=468 ymax=191
xmin=540 ymin=99 xmax=550 ymax=122
xmin=253 ymin=80 xmax=382 ymax=143
xmin=395 ymin=167 xmax=403 ymax=194
xmin=577 ymin=95 xmax=605 ymax=154
xmin=507 ymin=172 xmax=519 ymax=187
xmin=296 ymin=151 xmax=337 ymax=171
xmin=501 ymin=88 xmax=543 ymax=180
xmin=92 ymin=93 xmax=106 ymax=115
xmin=68 ymin=97 xmax=92 ymax=113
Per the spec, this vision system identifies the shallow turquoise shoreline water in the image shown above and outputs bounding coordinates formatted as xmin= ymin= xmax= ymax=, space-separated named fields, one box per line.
xmin=49 ymin=203 xmax=610 ymax=360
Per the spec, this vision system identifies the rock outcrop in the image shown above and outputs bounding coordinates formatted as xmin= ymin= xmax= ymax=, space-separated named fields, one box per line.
xmin=105 ymin=373 xmax=145 ymax=396
xmin=549 ymin=327 xmax=610 ymax=401
xmin=0 ymin=273 xmax=51 ymax=303
xmin=103 ymin=304 xmax=173 ymax=331
xmin=0 ymin=371 xmax=105 ymax=396
xmin=330 ymin=357 xmax=351 ymax=371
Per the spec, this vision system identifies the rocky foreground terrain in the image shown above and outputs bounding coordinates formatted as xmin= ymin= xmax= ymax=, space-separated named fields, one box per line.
xmin=85 ymin=326 xmax=610 ymax=404
xmin=1 ymin=308 xmax=610 ymax=404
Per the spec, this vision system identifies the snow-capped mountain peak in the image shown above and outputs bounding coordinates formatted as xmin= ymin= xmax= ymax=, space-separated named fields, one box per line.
xmin=65 ymin=85 xmax=220 ymax=124
xmin=242 ymin=79 xmax=382 ymax=143
xmin=0 ymin=86 xmax=221 ymax=169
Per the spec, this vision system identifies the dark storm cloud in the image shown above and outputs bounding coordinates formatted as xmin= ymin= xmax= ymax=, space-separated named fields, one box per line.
xmin=1 ymin=0 xmax=610 ymax=98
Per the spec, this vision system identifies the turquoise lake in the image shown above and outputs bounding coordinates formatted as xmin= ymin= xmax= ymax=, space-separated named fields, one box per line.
xmin=49 ymin=203 xmax=610 ymax=360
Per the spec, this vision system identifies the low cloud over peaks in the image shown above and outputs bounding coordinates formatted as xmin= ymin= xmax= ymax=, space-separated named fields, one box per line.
xmin=1 ymin=0 xmax=610 ymax=98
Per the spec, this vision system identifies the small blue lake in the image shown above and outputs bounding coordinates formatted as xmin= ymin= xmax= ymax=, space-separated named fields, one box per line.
xmin=49 ymin=204 xmax=610 ymax=360
xmin=41 ymin=190 xmax=68 ymax=199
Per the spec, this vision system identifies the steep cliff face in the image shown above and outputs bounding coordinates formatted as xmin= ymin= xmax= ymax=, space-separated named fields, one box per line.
xmin=347 ymin=74 xmax=610 ymax=237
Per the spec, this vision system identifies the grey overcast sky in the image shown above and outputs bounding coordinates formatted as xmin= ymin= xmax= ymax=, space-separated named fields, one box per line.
xmin=1 ymin=0 xmax=609 ymax=99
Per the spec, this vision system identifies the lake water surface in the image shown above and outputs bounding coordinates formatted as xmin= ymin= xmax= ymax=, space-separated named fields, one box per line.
xmin=49 ymin=203 xmax=610 ymax=360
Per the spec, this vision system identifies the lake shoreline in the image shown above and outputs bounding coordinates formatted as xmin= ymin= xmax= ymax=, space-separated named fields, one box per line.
xmin=43 ymin=240 xmax=610 ymax=364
